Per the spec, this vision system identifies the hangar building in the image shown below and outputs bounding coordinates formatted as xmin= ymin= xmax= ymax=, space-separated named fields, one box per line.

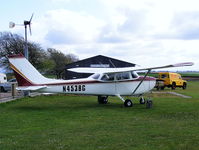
xmin=64 ymin=55 xmax=136 ymax=79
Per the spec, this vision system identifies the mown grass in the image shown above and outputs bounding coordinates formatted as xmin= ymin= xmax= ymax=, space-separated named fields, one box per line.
xmin=0 ymin=81 xmax=199 ymax=150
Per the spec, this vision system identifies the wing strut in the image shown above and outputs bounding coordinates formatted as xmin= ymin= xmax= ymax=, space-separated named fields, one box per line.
xmin=132 ymin=69 xmax=152 ymax=95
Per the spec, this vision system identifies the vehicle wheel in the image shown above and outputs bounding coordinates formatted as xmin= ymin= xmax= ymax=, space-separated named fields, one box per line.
xmin=140 ymin=97 xmax=145 ymax=104
xmin=161 ymin=86 xmax=165 ymax=90
xmin=0 ymin=86 xmax=6 ymax=92
xmin=182 ymin=82 xmax=187 ymax=90
xmin=124 ymin=99 xmax=133 ymax=107
xmin=98 ymin=96 xmax=108 ymax=104
xmin=146 ymin=100 xmax=153 ymax=109
xmin=171 ymin=82 xmax=176 ymax=90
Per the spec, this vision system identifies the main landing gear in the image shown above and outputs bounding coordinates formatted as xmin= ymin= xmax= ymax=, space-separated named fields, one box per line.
xmin=98 ymin=96 xmax=108 ymax=104
xmin=97 ymin=95 xmax=153 ymax=108
xmin=116 ymin=95 xmax=153 ymax=108
xmin=116 ymin=94 xmax=133 ymax=107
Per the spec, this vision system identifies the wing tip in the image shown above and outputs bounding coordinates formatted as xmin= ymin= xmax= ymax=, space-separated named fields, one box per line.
xmin=173 ymin=62 xmax=194 ymax=67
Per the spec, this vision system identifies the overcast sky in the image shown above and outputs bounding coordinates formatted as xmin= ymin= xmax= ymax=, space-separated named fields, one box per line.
xmin=0 ymin=0 xmax=198 ymax=71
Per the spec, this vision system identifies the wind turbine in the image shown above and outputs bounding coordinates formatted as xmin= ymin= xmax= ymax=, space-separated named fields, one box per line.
xmin=9 ymin=14 xmax=34 ymax=60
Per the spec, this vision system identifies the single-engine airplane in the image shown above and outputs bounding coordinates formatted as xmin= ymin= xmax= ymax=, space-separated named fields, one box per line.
xmin=8 ymin=54 xmax=193 ymax=108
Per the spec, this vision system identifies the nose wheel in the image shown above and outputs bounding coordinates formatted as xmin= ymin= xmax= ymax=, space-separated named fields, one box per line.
xmin=139 ymin=97 xmax=145 ymax=104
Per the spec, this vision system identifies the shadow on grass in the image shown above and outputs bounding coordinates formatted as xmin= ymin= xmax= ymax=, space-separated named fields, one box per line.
xmin=12 ymin=101 xmax=148 ymax=112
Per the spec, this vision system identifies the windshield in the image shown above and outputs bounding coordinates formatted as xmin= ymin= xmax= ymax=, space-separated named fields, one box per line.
xmin=131 ymin=71 xmax=139 ymax=79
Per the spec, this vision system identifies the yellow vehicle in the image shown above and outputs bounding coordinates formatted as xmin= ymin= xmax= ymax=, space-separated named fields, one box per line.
xmin=156 ymin=72 xmax=187 ymax=90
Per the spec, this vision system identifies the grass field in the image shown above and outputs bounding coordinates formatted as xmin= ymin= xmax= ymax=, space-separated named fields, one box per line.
xmin=0 ymin=81 xmax=199 ymax=150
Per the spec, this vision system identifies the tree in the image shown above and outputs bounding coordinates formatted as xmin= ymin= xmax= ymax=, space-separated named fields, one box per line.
xmin=47 ymin=48 xmax=78 ymax=78
xmin=0 ymin=32 xmax=48 ymax=72
xmin=0 ymin=32 xmax=79 ymax=77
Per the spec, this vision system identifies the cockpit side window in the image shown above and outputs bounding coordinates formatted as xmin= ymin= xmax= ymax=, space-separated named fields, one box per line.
xmin=116 ymin=72 xmax=130 ymax=80
xmin=122 ymin=72 xmax=130 ymax=80
xmin=101 ymin=73 xmax=114 ymax=81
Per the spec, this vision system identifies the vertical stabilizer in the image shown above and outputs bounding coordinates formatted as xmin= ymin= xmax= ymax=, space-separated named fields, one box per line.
xmin=8 ymin=54 xmax=53 ymax=86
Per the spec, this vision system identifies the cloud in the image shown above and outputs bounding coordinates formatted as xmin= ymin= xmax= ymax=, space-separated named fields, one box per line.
xmin=97 ymin=25 xmax=128 ymax=43
xmin=171 ymin=12 xmax=199 ymax=40
xmin=118 ymin=9 xmax=147 ymax=34
xmin=45 ymin=29 xmax=80 ymax=44
xmin=32 ymin=9 xmax=105 ymax=46
xmin=28 ymin=0 xmax=198 ymax=71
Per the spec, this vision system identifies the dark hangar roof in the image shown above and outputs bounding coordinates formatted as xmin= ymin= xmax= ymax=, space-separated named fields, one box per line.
xmin=65 ymin=55 xmax=136 ymax=68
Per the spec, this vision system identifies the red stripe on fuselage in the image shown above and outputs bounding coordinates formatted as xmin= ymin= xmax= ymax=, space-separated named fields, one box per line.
xmin=23 ymin=76 xmax=156 ymax=86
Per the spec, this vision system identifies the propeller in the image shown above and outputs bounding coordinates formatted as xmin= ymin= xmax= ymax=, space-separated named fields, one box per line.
xmin=9 ymin=13 xmax=34 ymax=35
xmin=9 ymin=14 xmax=34 ymax=60
xmin=24 ymin=13 xmax=34 ymax=35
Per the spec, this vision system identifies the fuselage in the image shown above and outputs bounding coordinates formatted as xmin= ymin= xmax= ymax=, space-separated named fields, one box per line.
xmin=38 ymin=73 xmax=156 ymax=96
xmin=8 ymin=54 xmax=156 ymax=96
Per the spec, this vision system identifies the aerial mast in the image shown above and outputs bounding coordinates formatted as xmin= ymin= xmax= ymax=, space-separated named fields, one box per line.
xmin=9 ymin=14 xmax=34 ymax=60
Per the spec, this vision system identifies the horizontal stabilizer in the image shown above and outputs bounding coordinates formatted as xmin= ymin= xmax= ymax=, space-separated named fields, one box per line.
xmin=16 ymin=86 xmax=47 ymax=91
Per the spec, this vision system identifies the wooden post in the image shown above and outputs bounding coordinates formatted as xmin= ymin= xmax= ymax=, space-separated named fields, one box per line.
xmin=11 ymin=83 xmax=17 ymax=98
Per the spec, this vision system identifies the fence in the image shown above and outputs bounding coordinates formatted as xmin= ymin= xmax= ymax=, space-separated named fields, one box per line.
xmin=0 ymin=83 xmax=23 ymax=103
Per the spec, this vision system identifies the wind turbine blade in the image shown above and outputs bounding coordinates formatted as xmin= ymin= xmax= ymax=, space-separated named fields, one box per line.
xmin=29 ymin=24 xmax=32 ymax=35
xmin=9 ymin=22 xmax=15 ymax=28
xmin=29 ymin=13 xmax=34 ymax=23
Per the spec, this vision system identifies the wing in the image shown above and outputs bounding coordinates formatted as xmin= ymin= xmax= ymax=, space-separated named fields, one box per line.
xmin=68 ymin=62 xmax=194 ymax=73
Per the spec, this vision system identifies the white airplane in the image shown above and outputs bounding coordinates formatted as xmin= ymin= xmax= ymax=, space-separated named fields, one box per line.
xmin=8 ymin=54 xmax=193 ymax=108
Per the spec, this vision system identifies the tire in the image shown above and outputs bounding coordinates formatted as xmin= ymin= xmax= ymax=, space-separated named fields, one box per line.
xmin=98 ymin=96 xmax=108 ymax=104
xmin=146 ymin=100 xmax=153 ymax=109
xmin=0 ymin=86 xmax=6 ymax=92
xmin=182 ymin=82 xmax=187 ymax=90
xmin=171 ymin=82 xmax=176 ymax=90
xmin=161 ymin=86 xmax=165 ymax=90
xmin=140 ymin=97 xmax=145 ymax=104
xmin=124 ymin=99 xmax=133 ymax=107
